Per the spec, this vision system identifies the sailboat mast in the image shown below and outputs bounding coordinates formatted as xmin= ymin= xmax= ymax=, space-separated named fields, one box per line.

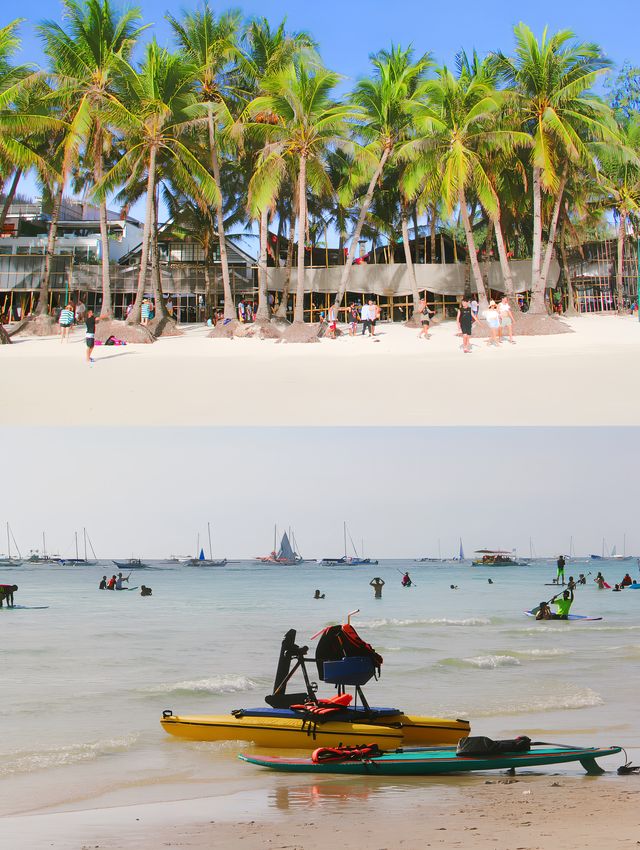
xmin=343 ymin=521 xmax=347 ymax=559
xmin=75 ymin=531 xmax=79 ymax=561
xmin=569 ymin=535 xmax=573 ymax=558
xmin=438 ymin=538 xmax=441 ymax=560
xmin=43 ymin=531 xmax=46 ymax=559
xmin=623 ymin=533 xmax=626 ymax=557
xmin=208 ymin=522 xmax=213 ymax=562
xmin=83 ymin=528 xmax=87 ymax=562
xmin=6 ymin=522 xmax=10 ymax=560
xmin=196 ymin=532 xmax=200 ymax=558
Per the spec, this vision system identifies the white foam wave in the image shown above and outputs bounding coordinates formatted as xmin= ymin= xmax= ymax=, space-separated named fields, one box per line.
xmin=463 ymin=655 xmax=521 ymax=669
xmin=144 ymin=675 xmax=259 ymax=696
xmin=0 ymin=736 xmax=137 ymax=777
xmin=472 ymin=688 xmax=604 ymax=717
xmin=512 ymin=648 xmax=572 ymax=657
xmin=360 ymin=617 xmax=491 ymax=629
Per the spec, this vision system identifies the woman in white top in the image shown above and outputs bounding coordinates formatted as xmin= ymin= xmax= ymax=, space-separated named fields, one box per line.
xmin=498 ymin=295 xmax=515 ymax=344
xmin=483 ymin=300 xmax=500 ymax=346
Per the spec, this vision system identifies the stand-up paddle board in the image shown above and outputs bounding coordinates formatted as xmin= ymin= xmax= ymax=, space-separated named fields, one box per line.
xmin=525 ymin=611 xmax=602 ymax=621
xmin=0 ymin=605 xmax=50 ymax=610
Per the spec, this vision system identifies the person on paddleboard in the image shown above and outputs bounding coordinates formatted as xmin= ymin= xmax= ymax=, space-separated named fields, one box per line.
xmin=99 ymin=576 xmax=107 ymax=589
xmin=0 ymin=584 xmax=17 ymax=607
xmin=578 ymin=573 xmax=586 ymax=585
xmin=621 ymin=573 xmax=633 ymax=587
xmin=553 ymin=588 xmax=574 ymax=619
xmin=115 ymin=572 xmax=130 ymax=590
xmin=401 ymin=572 xmax=412 ymax=588
xmin=556 ymin=555 xmax=566 ymax=585
xmin=370 ymin=577 xmax=385 ymax=598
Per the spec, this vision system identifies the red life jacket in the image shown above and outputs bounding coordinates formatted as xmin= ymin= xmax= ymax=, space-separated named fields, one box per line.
xmin=290 ymin=693 xmax=352 ymax=717
xmin=312 ymin=743 xmax=382 ymax=764
xmin=107 ymin=577 xmax=116 ymax=589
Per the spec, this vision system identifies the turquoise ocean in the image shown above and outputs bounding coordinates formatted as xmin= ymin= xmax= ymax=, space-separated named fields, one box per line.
xmin=2 ymin=558 xmax=639 ymax=817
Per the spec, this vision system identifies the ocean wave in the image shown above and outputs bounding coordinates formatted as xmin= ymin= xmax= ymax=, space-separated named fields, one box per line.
xmin=469 ymin=688 xmax=604 ymax=717
xmin=359 ymin=617 xmax=492 ymax=629
xmin=0 ymin=736 xmax=137 ymax=777
xmin=510 ymin=648 xmax=571 ymax=657
xmin=142 ymin=675 xmax=260 ymax=697
xmin=439 ymin=654 xmax=521 ymax=669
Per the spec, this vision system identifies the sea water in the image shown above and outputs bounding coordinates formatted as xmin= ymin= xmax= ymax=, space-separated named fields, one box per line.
xmin=1 ymin=558 xmax=638 ymax=817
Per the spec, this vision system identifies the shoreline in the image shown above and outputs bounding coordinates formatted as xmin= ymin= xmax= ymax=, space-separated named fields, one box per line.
xmin=4 ymin=770 xmax=638 ymax=849
xmin=2 ymin=314 xmax=639 ymax=427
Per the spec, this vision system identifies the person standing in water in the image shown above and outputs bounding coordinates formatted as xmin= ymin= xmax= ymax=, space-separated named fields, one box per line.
xmin=401 ymin=572 xmax=412 ymax=588
xmin=313 ymin=589 xmax=325 ymax=599
xmin=556 ymin=555 xmax=566 ymax=585
xmin=595 ymin=572 xmax=606 ymax=589
xmin=99 ymin=576 xmax=107 ymax=589
xmin=370 ymin=577 xmax=385 ymax=599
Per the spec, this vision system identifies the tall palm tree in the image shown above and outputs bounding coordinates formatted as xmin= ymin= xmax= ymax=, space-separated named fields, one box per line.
xmin=332 ymin=45 xmax=431 ymax=314
xmin=404 ymin=64 xmax=530 ymax=309
xmin=166 ymin=4 xmax=241 ymax=322
xmin=596 ymin=117 xmax=640 ymax=313
xmin=491 ymin=24 xmax=614 ymax=313
xmin=97 ymin=40 xmax=218 ymax=325
xmin=37 ymin=0 xmax=147 ymax=318
xmin=247 ymin=60 xmax=353 ymax=324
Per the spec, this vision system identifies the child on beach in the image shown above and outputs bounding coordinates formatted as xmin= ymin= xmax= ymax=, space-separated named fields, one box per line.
xmin=498 ymin=296 xmax=515 ymax=344
xmin=418 ymin=298 xmax=434 ymax=339
xmin=483 ymin=301 xmax=500 ymax=346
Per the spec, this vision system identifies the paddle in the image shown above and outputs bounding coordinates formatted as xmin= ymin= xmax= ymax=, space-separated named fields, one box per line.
xmin=396 ymin=569 xmax=417 ymax=588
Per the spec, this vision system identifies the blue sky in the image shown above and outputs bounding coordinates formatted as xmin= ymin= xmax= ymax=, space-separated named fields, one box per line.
xmin=11 ymin=0 xmax=640 ymax=78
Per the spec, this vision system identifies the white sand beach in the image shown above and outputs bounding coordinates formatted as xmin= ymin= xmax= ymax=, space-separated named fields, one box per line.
xmin=1 ymin=314 xmax=638 ymax=426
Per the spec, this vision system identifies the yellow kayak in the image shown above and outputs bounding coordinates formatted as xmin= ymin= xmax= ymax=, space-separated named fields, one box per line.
xmin=160 ymin=710 xmax=469 ymax=749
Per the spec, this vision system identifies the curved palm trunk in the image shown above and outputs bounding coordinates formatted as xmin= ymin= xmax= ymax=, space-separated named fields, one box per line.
xmin=0 ymin=168 xmax=22 ymax=234
xmin=207 ymin=106 xmax=234 ymax=321
xmin=530 ymin=174 xmax=566 ymax=315
xmin=401 ymin=206 xmax=421 ymax=318
xmin=559 ymin=212 xmax=577 ymax=316
xmin=293 ymin=156 xmax=307 ymax=324
xmin=94 ymin=130 xmax=112 ymax=318
xmin=36 ymin=182 xmax=64 ymax=316
xmin=151 ymin=190 xmax=169 ymax=320
xmin=276 ymin=207 xmax=296 ymax=319
xmin=430 ymin=202 xmax=437 ymax=262
xmin=616 ymin=211 xmax=627 ymax=314
xmin=531 ymin=166 xmax=542 ymax=294
xmin=459 ymin=188 xmax=489 ymax=310
xmin=255 ymin=207 xmax=270 ymax=322
xmin=492 ymin=213 xmax=519 ymax=310
xmin=332 ymin=147 xmax=390 ymax=312
xmin=127 ymin=144 xmax=156 ymax=325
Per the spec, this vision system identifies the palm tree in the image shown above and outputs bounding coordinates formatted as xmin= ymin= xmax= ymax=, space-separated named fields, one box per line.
xmin=332 ymin=45 xmax=431 ymax=315
xmin=247 ymin=60 xmax=353 ymax=324
xmin=491 ymin=24 xmax=614 ymax=314
xmin=239 ymin=17 xmax=315 ymax=324
xmin=404 ymin=64 xmax=530 ymax=310
xmin=166 ymin=4 xmax=241 ymax=322
xmin=37 ymin=0 xmax=147 ymax=319
xmin=596 ymin=117 xmax=640 ymax=313
xmin=97 ymin=40 xmax=218 ymax=326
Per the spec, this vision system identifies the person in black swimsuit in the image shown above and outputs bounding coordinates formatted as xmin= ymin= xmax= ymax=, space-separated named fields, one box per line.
xmin=456 ymin=296 xmax=477 ymax=353
xmin=85 ymin=309 xmax=104 ymax=364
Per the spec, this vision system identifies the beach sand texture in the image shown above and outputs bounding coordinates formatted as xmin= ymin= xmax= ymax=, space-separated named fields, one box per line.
xmin=2 ymin=314 xmax=639 ymax=426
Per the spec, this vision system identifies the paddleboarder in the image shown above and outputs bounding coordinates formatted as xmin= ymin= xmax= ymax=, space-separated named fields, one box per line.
xmin=370 ymin=577 xmax=385 ymax=599
xmin=0 ymin=584 xmax=17 ymax=607
xmin=553 ymin=588 xmax=574 ymax=619
xmin=401 ymin=572 xmax=412 ymax=588
xmin=556 ymin=554 xmax=566 ymax=585
xmin=115 ymin=572 xmax=130 ymax=590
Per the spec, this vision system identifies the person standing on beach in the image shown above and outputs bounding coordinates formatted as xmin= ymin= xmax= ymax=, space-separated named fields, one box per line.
xmin=483 ymin=301 xmax=500 ymax=346
xmin=470 ymin=298 xmax=479 ymax=320
xmin=370 ymin=577 xmax=385 ymax=598
xmin=498 ymin=296 xmax=515 ymax=344
xmin=372 ymin=300 xmax=380 ymax=336
xmin=361 ymin=301 xmax=371 ymax=336
xmin=141 ymin=298 xmax=150 ymax=326
xmin=349 ymin=303 xmax=359 ymax=336
xmin=84 ymin=308 xmax=103 ymax=364
xmin=418 ymin=298 xmax=433 ymax=339
xmin=556 ymin=555 xmax=566 ymax=585
xmin=59 ymin=303 xmax=74 ymax=342
xmin=456 ymin=296 xmax=477 ymax=353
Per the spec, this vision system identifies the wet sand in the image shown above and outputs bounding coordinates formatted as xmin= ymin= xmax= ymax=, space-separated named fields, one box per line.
xmin=2 ymin=314 xmax=639 ymax=426
xmin=4 ymin=772 xmax=638 ymax=849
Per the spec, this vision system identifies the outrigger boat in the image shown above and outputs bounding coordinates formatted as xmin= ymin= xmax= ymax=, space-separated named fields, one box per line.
xmin=257 ymin=528 xmax=303 ymax=566
xmin=472 ymin=549 xmax=528 ymax=566
xmin=113 ymin=558 xmax=149 ymax=569
xmin=161 ymin=619 xmax=470 ymax=749
xmin=240 ymin=741 xmax=622 ymax=777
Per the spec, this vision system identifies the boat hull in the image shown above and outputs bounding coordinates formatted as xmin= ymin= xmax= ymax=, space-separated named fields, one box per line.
xmin=160 ymin=713 xmax=469 ymax=749
xmin=239 ymin=745 xmax=621 ymax=775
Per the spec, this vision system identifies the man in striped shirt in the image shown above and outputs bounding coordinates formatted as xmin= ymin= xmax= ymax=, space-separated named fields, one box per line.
xmin=59 ymin=303 xmax=75 ymax=342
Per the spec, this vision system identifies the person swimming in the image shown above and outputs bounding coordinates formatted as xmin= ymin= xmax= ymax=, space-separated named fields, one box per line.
xmin=314 ymin=589 xmax=325 ymax=599
xmin=488 ymin=578 xmax=494 ymax=584
xmin=450 ymin=584 xmax=458 ymax=590
xmin=140 ymin=585 xmax=152 ymax=596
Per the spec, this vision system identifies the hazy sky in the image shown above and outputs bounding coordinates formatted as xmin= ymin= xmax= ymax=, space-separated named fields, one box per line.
xmin=3 ymin=427 xmax=638 ymax=559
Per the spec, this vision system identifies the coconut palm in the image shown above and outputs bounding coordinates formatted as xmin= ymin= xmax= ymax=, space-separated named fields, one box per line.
xmin=97 ymin=40 xmax=218 ymax=326
xmin=166 ymin=4 xmax=241 ymax=322
xmin=247 ymin=60 xmax=353 ymax=324
xmin=596 ymin=117 xmax=640 ymax=313
xmin=37 ymin=0 xmax=147 ymax=318
xmin=403 ymin=63 xmax=530 ymax=310
xmin=491 ymin=24 xmax=615 ymax=313
xmin=331 ymin=45 xmax=431 ymax=314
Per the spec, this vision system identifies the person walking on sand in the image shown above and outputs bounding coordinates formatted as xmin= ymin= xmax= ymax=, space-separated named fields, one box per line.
xmin=456 ymin=296 xmax=477 ymax=353
xmin=498 ymin=295 xmax=515 ymax=344
xmin=556 ymin=554 xmax=566 ymax=585
xmin=370 ymin=577 xmax=385 ymax=599
xmin=349 ymin=303 xmax=359 ymax=336
xmin=483 ymin=300 xmax=500 ymax=346
xmin=84 ymin=308 xmax=103 ymax=364
xmin=59 ymin=303 xmax=75 ymax=342
xmin=418 ymin=298 xmax=434 ymax=339
xmin=361 ymin=301 xmax=371 ymax=336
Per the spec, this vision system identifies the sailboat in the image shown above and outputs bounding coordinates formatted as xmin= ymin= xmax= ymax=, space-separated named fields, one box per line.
xmin=321 ymin=523 xmax=377 ymax=565
xmin=184 ymin=524 xmax=227 ymax=567
xmin=0 ymin=522 xmax=22 ymax=566
xmin=452 ymin=538 xmax=465 ymax=562
xmin=59 ymin=530 xmax=97 ymax=566
xmin=257 ymin=526 xmax=303 ymax=566
xmin=26 ymin=532 xmax=60 ymax=564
